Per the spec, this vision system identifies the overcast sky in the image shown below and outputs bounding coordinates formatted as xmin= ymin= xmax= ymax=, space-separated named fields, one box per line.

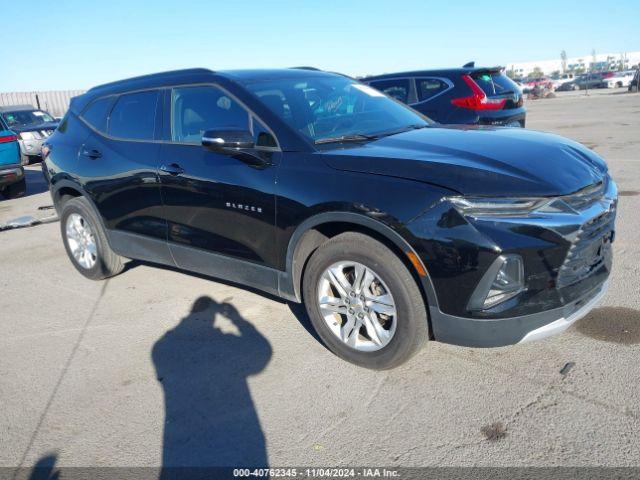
xmin=2 ymin=0 xmax=639 ymax=91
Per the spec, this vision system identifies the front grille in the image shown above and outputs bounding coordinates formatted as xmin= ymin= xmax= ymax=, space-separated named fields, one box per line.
xmin=556 ymin=205 xmax=616 ymax=288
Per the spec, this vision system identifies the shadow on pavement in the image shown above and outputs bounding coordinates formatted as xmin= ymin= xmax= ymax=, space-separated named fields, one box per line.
xmin=24 ymin=166 xmax=49 ymax=197
xmin=574 ymin=306 xmax=640 ymax=345
xmin=152 ymin=296 xmax=272 ymax=473
xmin=26 ymin=454 xmax=59 ymax=480
xmin=125 ymin=260 xmax=323 ymax=347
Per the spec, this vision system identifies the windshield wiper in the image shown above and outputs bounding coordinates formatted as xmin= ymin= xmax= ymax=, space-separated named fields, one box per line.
xmin=374 ymin=123 xmax=430 ymax=139
xmin=314 ymin=134 xmax=378 ymax=145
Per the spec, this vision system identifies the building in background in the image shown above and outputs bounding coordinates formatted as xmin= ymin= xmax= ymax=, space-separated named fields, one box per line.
xmin=506 ymin=51 xmax=640 ymax=78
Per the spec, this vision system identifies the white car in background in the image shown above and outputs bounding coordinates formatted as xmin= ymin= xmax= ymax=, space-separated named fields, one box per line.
xmin=602 ymin=71 xmax=635 ymax=88
xmin=550 ymin=73 xmax=576 ymax=90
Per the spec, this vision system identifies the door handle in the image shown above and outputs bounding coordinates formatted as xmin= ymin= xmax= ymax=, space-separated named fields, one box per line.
xmin=81 ymin=148 xmax=102 ymax=159
xmin=160 ymin=163 xmax=184 ymax=176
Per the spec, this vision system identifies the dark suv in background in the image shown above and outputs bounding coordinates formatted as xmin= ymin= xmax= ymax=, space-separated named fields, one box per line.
xmin=362 ymin=65 xmax=526 ymax=127
xmin=43 ymin=68 xmax=615 ymax=369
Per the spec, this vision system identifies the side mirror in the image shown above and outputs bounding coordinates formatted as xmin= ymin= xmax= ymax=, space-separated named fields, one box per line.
xmin=202 ymin=128 xmax=254 ymax=152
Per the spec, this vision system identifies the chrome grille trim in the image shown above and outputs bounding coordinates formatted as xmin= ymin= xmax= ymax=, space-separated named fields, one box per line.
xmin=556 ymin=207 xmax=615 ymax=288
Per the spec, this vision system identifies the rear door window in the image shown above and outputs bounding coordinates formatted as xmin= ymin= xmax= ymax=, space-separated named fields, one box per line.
xmin=81 ymin=97 xmax=115 ymax=133
xmin=471 ymin=72 xmax=519 ymax=97
xmin=416 ymin=78 xmax=450 ymax=102
xmin=108 ymin=90 xmax=159 ymax=140
xmin=368 ymin=79 xmax=411 ymax=103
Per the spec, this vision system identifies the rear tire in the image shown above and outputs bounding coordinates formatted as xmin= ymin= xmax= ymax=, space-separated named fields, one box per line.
xmin=60 ymin=197 xmax=124 ymax=280
xmin=1 ymin=178 xmax=26 ymax=199
xmin=302 ymin=232 xmax=428 ymax=369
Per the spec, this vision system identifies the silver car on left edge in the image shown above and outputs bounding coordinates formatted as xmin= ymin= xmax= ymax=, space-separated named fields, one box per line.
xmin=0 ymin=105 xmax=59 ymax=165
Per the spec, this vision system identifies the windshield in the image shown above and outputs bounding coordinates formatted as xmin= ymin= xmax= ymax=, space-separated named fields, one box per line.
xmin=246 ymin=75 xmax=430 ymax=144
xmin=1 ymin=110 xmax=54 ymax=128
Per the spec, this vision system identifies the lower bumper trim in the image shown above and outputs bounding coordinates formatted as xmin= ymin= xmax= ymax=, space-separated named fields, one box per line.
xmin=517 ymin=281 xmax=607 ymax=343
xmin=430 ymin=281 xmax=608 ymax=348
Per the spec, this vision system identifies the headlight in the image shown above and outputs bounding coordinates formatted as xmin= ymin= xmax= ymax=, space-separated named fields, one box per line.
xmin=447 ymin=196 xmax=549 ymax=217
xmin=19 ymin=132 xmax=35 ymax=140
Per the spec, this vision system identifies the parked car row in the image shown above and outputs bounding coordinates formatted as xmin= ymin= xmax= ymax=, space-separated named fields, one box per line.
xmin=516 ymin=70 xmax=638 ymax=93
xmin=0 ymin=116 xmax=26 ymax=199
xmin=518 ymin=76 xmax=554 ymax=93
xmin=553 ymin=70 xmax=637 ymax=91
xmin=41 ymin=66 xmax=616 ymax=368
xmin=630 ymin=69 xmax=640 ymax=92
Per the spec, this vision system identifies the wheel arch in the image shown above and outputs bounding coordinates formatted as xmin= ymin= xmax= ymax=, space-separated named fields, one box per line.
xmin=282 ymin=212 xmax=439 ymax=337
xmin=51 ymin=180 xmax=112 ymax=246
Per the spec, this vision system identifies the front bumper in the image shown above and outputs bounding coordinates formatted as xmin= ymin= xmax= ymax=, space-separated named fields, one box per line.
xmin=429 ymin=280 xmax=607 ymax=347
xmin=18 ymin=138 xmax=45 ymax=161
xmin=406 ymin=176 xmax=617 ymax=347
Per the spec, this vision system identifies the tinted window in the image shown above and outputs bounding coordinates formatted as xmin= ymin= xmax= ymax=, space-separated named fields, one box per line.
xmin=471 ymin=72 xmax=519 ymax=97
xmin=417 ymin=78 xmax=449 ymax=101
xmin=368 ymin=79 xmax=411 ymax=103
xmin=171 ymin=86 xmax=249 ymax=143
xmin=108 ymin=91 xmax=159 ymax=140
xmin=247 ymin=76 xmax=429 ymax=143
xmin=251 ymin=117 xmax=277 ymax=147
xmin=81 ymin=97 xmax=114 ymax=132
xmin=57 ymin=113 xmax=69 ymax=133
xmin=253 ymin=89 xmax=293 ymax=121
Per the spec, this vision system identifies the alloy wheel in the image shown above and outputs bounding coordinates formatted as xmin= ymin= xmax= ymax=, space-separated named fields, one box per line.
xmin=317 ymin=261 xmax=397 ymax=351
xmin=65 ymin=213 xmax=97 ymax=269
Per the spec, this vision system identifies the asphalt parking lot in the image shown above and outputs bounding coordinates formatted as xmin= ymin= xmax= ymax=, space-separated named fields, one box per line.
xmin=1 ymin=88 xmax=639 ymax=469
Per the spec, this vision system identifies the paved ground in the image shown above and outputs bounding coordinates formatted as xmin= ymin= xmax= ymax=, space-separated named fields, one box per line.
xmin=1 ymin=89 xmax=639 ymax=470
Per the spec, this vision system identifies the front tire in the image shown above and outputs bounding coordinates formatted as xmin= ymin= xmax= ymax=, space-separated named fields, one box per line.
xmin=60 ymin=197 xmax=124 ymax=280
xmin=302 ymin=232 xmax=428 ymax=369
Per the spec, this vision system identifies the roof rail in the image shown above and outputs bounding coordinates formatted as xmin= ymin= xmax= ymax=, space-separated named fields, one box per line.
xmin=290 ymin=66 xmax=322 ymax=71
xmin=87 ymin=68 xmax=214 ymax=92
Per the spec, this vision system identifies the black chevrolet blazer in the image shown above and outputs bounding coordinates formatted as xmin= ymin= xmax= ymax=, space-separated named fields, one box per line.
xmin=43 ymin=68 xmax=617 ymax=369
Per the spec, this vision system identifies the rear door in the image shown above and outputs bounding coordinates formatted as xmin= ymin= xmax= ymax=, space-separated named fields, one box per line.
xmin=76 ymin=90 xmax=169 ymax=252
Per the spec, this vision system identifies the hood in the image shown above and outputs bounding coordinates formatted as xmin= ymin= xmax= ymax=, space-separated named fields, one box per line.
xmin=321 ymin=126 xmax=608 ymax=196
xmin=10 ymin=121 xmax=59 ymax=133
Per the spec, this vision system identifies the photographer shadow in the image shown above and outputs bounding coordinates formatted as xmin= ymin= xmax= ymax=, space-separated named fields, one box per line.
xmin=152 ymin=296 xmax=272 ymax=473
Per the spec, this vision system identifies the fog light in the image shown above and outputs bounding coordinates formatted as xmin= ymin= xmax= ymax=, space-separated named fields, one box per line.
xmin=468 ymin=255 xmax=525 ymax=310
